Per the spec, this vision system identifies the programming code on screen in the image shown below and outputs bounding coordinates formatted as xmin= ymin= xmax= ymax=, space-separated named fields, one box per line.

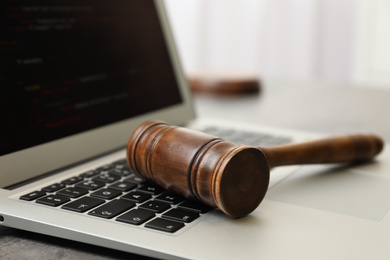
xmin=0 ymin=0 xmax=182 ymax=156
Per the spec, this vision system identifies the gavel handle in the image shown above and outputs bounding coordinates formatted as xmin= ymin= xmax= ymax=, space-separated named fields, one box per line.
xmin=260 ymin=134 xmax=384 ymax=168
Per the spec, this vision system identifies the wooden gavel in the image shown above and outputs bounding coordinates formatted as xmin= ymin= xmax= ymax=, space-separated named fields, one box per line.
xmin=126 ymin=120 xmax=384 ymax=217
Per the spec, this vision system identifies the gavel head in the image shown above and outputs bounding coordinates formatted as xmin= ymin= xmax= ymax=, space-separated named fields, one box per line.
xmin=127 ymin=120 xmax=270 ymax=217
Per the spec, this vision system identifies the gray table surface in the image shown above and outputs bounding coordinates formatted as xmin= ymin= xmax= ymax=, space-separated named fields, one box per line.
xmin=1 ymin=79 xmax=389 ymax=259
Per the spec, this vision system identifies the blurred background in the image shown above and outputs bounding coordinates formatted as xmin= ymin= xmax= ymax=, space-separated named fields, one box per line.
xmin=164 ymin=0 xmax=390 ymax=89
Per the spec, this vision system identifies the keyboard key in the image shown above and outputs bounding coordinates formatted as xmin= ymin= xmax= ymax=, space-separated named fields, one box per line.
xmin=155 ymin=192 xmax=184 ymax=205
xmin=92 ymin=173 xmax=120 ymax=183
xmin=76 ymin=180 xmax=105 ymax=190
xmin=61 ymin=176 xmax=83 ymax=185
xmin=90 ymin=188 xmax=122 ymax=200
xmin=108 ymin=181 xmax=137 ymax=192
xmin=139 ymin=201 xmax=171 ymax=213
xmin=177 ymin=200 xmax=211 ymax=214
xmin=96 ymin=164 xmax=114 ymax=172
xmin=162 ymin=209 xmax=199 ymax=223
xmin=20 ymin=191 xmax=46 ymax=201
xmin=41 ymin=183 xmax=65 ymax=192
xmin=57 ymin=187 xmax=88 ymax=198
xmin=36 ymin=194 xmax=70 ymax=207
xmin=62 ymin=197 xmax=105 ymax=212
xmin=137 ymin=183 xmax=165 ymax=195
xmin=116 ymin=209 xmax=155 ymax=225
xmin=113 ymin=163 xmax=130 ymax=170
xmin=79 ymin=170 xmax=99 ymax=178
xmin=112 ymin=159 xmax=127 ymax=165
xmin=145 ymin=218 xmax=184 ymax=233
xmin=124 ymin=175 xmax=147 ymax=184
xmin=108 ymin=168 xmax=131 ymax=177
xmin=120 ymin=191 xmax=151 ymax=203
xmin=88 ymin=199 xmax=135 ymax=219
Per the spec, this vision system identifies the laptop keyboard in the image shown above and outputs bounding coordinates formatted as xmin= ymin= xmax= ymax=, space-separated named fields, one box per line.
xmin=19 ymin=126 xmax=292 ymax=233
xmin=19 ymin=159 xmax=211 ymax=233
xmin=200 ymin=126 xmax=292 ymax=146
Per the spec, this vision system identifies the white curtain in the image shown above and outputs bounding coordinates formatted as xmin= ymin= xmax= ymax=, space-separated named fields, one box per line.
xmin=164 ymin=0 xmax=390 ymax=88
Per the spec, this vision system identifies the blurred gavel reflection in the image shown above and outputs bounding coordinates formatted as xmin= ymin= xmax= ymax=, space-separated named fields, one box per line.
xmin=127 ymin=120 xmax=384 ymax=217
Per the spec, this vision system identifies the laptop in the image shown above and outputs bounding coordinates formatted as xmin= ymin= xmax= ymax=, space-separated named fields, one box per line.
xmin=1 ymin=1 xmax=389 ymax=259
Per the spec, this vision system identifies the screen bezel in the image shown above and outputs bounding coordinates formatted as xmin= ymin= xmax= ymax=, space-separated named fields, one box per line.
xmin=0 ymin=0 xmax=195 ymax=188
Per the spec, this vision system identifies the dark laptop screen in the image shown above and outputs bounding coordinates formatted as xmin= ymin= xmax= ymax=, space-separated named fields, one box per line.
xmin=0 ymin=0 xmax=182 ymax=156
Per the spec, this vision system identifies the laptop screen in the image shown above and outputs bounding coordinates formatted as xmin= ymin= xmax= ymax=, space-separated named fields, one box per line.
xmin=0 ymin=0 xmax=182 ymax=156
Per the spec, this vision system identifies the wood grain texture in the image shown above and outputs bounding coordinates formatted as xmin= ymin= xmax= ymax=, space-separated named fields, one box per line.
xmin=127 ymin=120 xmax=384 ymax=217
xmin=127 ymin=120 xmax=270 ymax=217
xmin=188 ymin=71 xmax=260 ymax=95
xmin=261 ymin=134 xmax=384 ymax=168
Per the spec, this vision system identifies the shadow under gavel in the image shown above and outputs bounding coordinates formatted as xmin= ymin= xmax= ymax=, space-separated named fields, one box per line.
xmin=127 ymin=120 xmax=384 ymax=218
